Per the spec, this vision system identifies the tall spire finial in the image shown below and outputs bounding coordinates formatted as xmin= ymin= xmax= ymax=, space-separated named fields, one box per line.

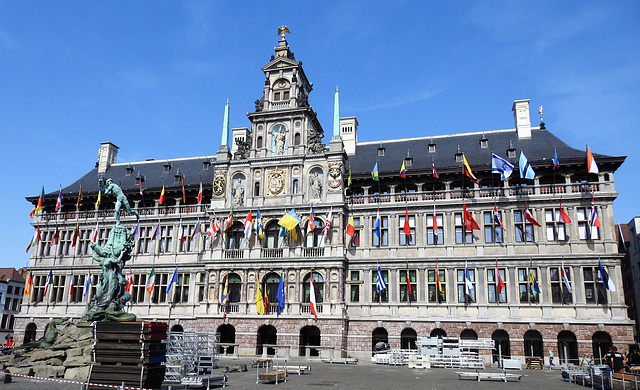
xmin=220 ymin=99 xmax=230 ymax=150
xmin=332 ymin=86 xmax=340 ymax=140
xmin=278 ymin=25 xmax=291 ymax=40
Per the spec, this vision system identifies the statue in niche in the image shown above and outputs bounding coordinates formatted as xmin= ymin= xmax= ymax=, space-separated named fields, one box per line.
xmin=274 ymin=127 xmax=286 ymax=155
xmin=310 ymin=172 xmax=322 ymax=199
xmin=232 ymin=180 xmax=245 ymax=206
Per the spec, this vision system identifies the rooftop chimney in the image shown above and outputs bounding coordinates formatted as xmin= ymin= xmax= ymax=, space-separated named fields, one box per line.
xmin=98 ymin=142 xmax=118 ymax=173
xmin=512 ymin=99 xmax=531 ymax=139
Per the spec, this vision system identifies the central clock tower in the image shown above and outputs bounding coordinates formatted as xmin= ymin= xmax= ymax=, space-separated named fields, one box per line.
xmin=245 ymin=30 xmax=325 ymax=158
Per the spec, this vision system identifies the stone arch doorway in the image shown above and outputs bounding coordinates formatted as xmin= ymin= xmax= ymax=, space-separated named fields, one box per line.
xmin=401 ymin=328 xmax=417 ymax=350
xmin=557 ymin=330 xmax=579 ymax=365
xmin=217 ymin=324 xmax=236 ymax=355
xmin=492 ymin=329 xmax=511 ymax=362
xmin=372 ymin=327 xmax=388 ymax=353
xmin=592 ymin=331 xmax=612 ymax=365
xmin=256 ymin=324 xmax=277 ymax=356
xmin=524 ymin=329 xmax=544 ymax=358
xmin=24 ymin=323 xmax=37 ymax=344
xmin=299 ymin=325 xmax=321 ymax=356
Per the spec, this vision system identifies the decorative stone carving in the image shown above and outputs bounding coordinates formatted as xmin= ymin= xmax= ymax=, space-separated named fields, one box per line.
xmin=213 ymin=171 xmax=226 ymax=197
xmin=267 ymin=168 xmax=286 ymax=196
xmin=328 ymin=161 xmax=343 ymax=190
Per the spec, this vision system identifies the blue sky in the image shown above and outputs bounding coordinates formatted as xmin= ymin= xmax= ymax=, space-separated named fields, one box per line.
xmin=1 ymin=1 xmax=638 ymax=270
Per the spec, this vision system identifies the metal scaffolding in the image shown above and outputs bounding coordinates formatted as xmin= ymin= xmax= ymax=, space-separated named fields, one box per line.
xmin=164 ymin=331 xmax=221 ymax=383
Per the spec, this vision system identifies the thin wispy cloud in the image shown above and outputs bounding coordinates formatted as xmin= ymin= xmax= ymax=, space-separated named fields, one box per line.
xmin=354 ymin=88 xmax=444 ymax=112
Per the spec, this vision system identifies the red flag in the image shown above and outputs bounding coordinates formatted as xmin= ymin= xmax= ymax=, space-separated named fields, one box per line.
xmin=406 ymin=269 xmax=412 ymax=295
xmin=125 ymin=268 xmax=133 ymax=292
xmin=309 ymin=273 xmax=318 ymax=321
xmin=69 ymin=276 xmax=75 ymax=296
xmin=403 ymin=207 xmax=411 ymax=242
xmin=558 ymin=199 xmax=572 ymax=224
xmin=49 ymin=226 xmax=60 ymax=247
xmin=524 ymin=202 xmax=542 ymax=227
xmin=264 ymin=293 xmax=269 ymax=314
xmin=463 ymin=204 xmax=480 ymax=230
xmin=309 ymin=205 xmax=315 ymax=232
xmin=587 ymin=145 xmax=599 ymax=174
xmin=496 ymin=259 xmax=505 ymax=294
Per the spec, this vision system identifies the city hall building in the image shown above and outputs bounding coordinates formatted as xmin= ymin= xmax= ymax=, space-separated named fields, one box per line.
xmin=18 ymin=32 xmax=632 ymax=364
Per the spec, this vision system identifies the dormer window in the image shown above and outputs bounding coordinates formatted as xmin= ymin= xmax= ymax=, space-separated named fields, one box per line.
xmin=202 ymin=160 xmax=211 ymax=170
xmin=174 ymin=170 xmax=182 ymax=184
xmin=454 ymin=145 xmax=463 ymax=163
xmin=164 ymin=162 xmax=172 ymax=173
xmin=479 ymin=134 xmax=489 ymax=149
xmin=135 ymin=174 xmax=145 ymax=186
xmin=377 ymin=147 xmax=386 ymax=157
xmin=507 ymin=141 xmax=516 ymax=159
xmin=428 ymin=143 xmax=436 ymax=153
xmin=405 ymin=157 xmax=413 ymax=168
xmin=125 ymin=165 xmax=134 ymax=176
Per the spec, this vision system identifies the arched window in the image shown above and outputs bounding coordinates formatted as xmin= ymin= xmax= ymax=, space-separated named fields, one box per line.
xmin=170 ymin=324 xmax=184 ymax=333
xmin=265 ymin=221 xmax=282 ymax=249
xmin=306 ymin=219 xmax=325 ymax=248
xmin=294 ymin=133 xmax=301 ymax=145
xmin=492 ymin=329 xmax=511 ymax=362
xmin=223 ymin=273 xmax=242 ymax=303
xmin=272 ymin=79 xmax=290 ymax=102
xmin=293 ymin=179 xmax=299 ymax=194
xmin=592 ymin=331 xmax=612 ymax=365
xmin=524 ymin=329 xmax=544 ymax=358
xmin=263 ymin=272 xmax=281 ymax=314
xmin=303 ymin=272 xmax=323 ymax=304
xmin=254 ymin=182 xmax=260 ymax=197
xmin=401 ymin=328 xmax=417 ymax=350
xmin=257 ymin=136 xmax=263 ymax=149
xmin=299 ymin=325 xmax=321 ymax=356
xmin=430 ymin=328 xmax=447 ymax=339
xmin=226 ymin=222 xmax=245 ymax=249
xmin=372 ymin=327 xmax=389 ymax=352
xmin=558 ymin=330 xmax=579 ymax=365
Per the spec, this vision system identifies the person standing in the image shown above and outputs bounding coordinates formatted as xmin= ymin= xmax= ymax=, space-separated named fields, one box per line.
xmin=549 ymin=350 xmax=555 ymax=369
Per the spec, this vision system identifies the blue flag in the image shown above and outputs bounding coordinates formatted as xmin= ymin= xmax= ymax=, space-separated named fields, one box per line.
xmin=376 ymin=265 xmax=387 ymax=293
xmin=276 ymin=273 xmax=285 ymax=316
xmin=166 ymin=266 xmax=178 ymax=294
xmin=491 ymin=153 xmax=514 ymax=180
xmin=519 ymin=151 xmax=536 ymax=180
xmin=598 ymin=260 xmax=616 ymax=291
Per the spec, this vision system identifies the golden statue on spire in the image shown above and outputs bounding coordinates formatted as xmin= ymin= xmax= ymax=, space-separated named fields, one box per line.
xmin=278 ymin=25 xmax=291 ymax=40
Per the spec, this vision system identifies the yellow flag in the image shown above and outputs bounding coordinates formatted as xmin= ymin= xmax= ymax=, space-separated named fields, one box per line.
xmin=256 ymin=282 xmax=265 ymax=315
xmin=95 ymin=191 xmax=101 ymax=209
